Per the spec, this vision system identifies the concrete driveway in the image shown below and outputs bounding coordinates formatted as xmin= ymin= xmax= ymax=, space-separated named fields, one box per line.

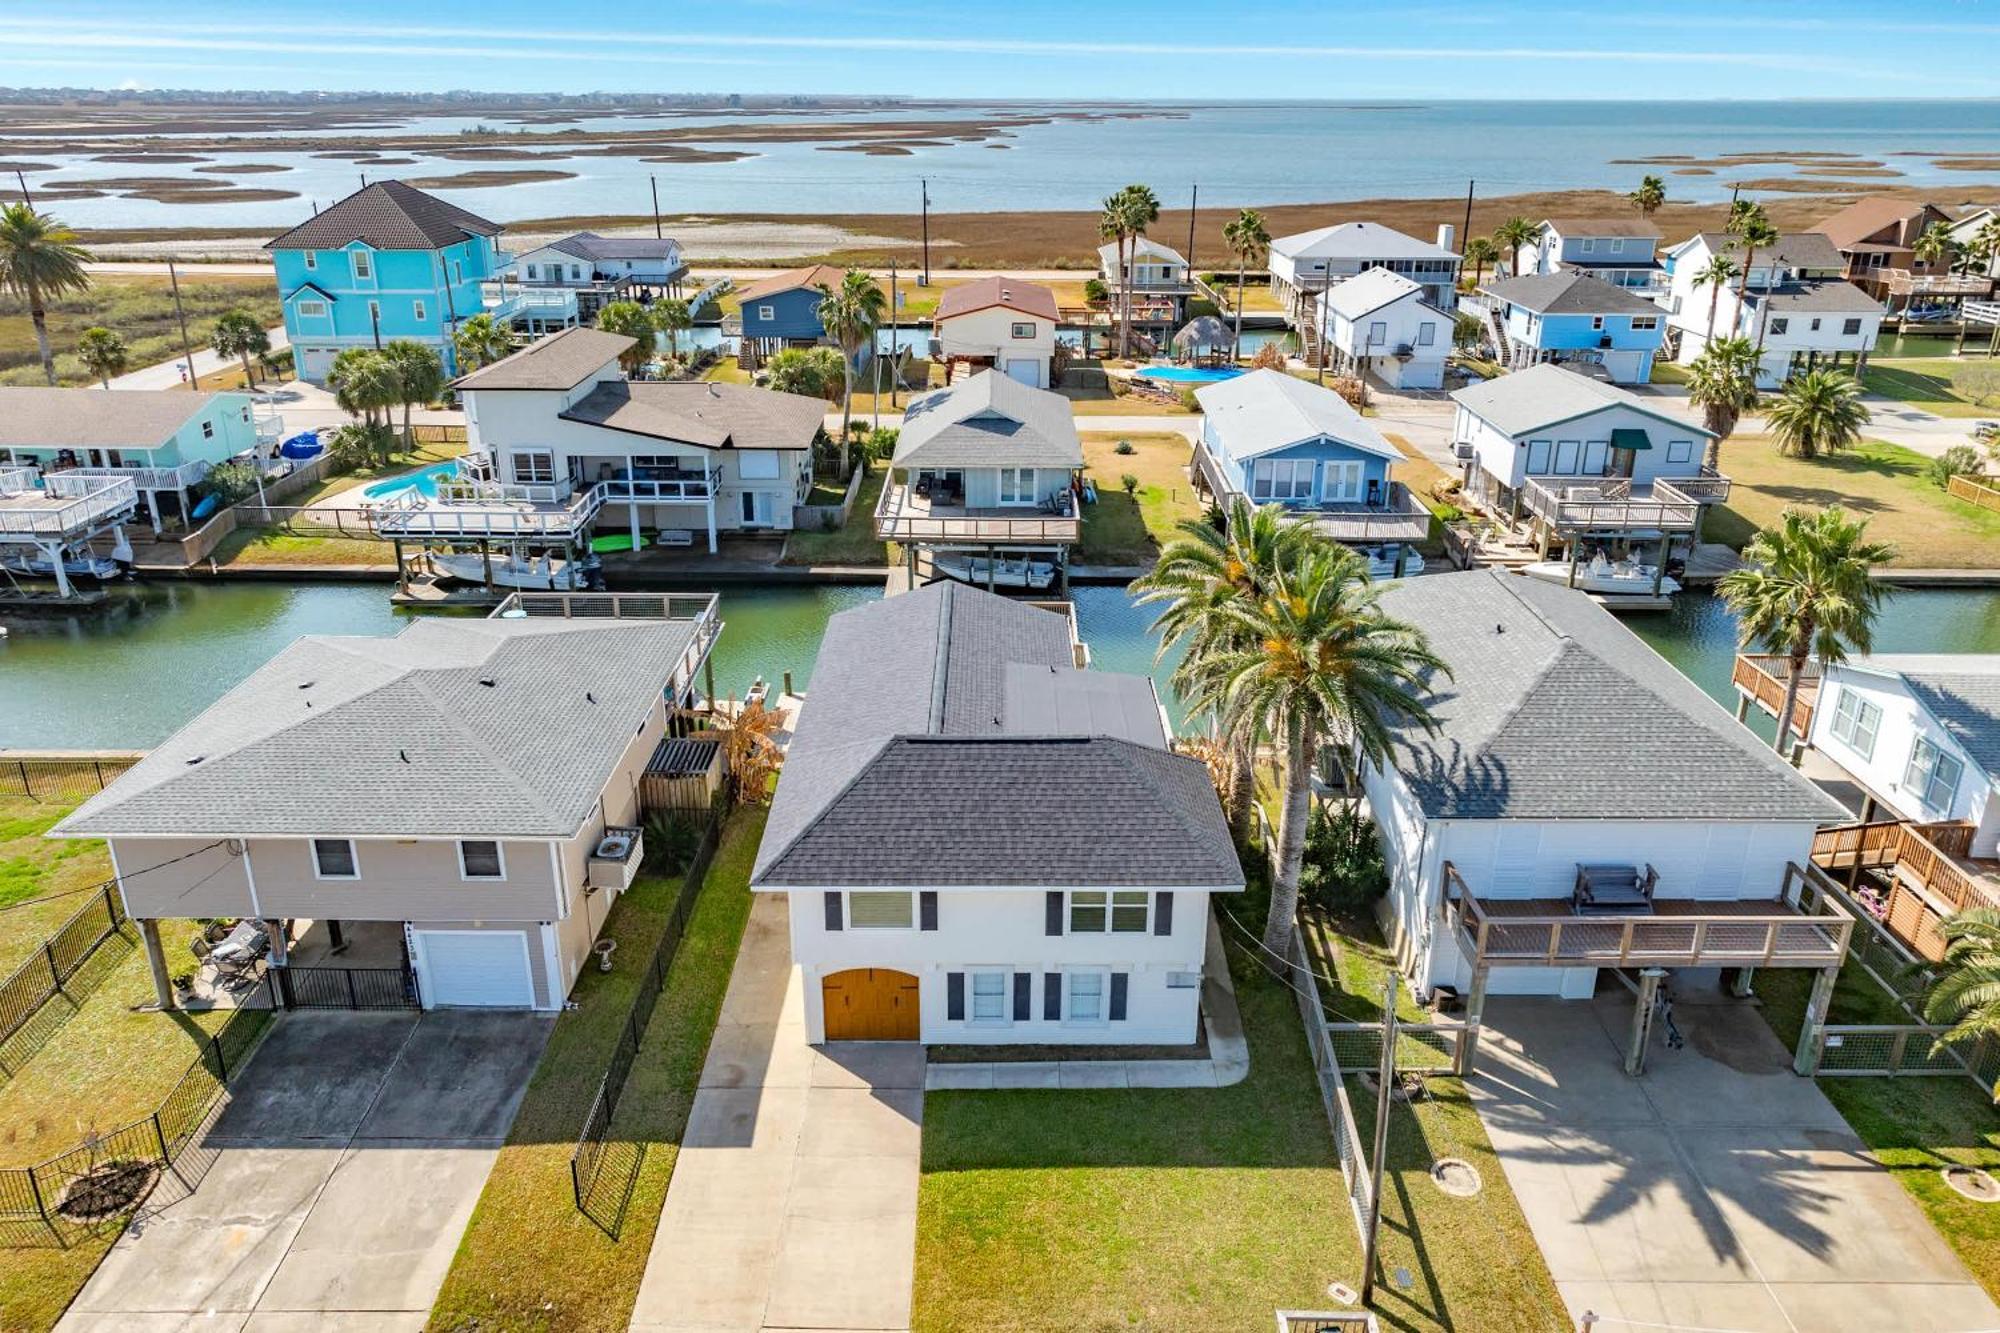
xmin=1473 ymin=989 xmax=2000 ymax=1333
xmin=59 ymin=1009 xmax=550 ymax=1332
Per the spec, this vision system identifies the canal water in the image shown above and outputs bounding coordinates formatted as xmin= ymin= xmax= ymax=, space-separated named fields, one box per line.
xmin=2 ymin=580 xmax=1997 ymax=751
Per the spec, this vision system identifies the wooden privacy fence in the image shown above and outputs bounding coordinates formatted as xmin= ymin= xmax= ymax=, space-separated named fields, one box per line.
xmin=1947 ymin=474 xmax=2000 ymax=515
xmin=1811 ymin=819 xmax=1998 ymax=961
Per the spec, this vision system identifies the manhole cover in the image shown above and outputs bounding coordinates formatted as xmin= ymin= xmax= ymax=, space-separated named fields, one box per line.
xmin=1430 ymin=1157 xmax=1483 ymax=1198
xmin=1943 ymin=1166 xmax=2000 ymax=1203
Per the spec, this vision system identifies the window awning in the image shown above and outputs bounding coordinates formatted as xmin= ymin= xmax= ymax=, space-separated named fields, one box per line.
xmin=1610 ymin=428 xmax=1652 ymax=452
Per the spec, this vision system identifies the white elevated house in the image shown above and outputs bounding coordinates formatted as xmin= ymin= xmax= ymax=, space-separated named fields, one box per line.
xmin=408 ymin=326 xmax=822 ymax=564
xmin=1316 ymin=268 xmax=1451 ymax=389
xmin=1660 ymin=231 xmax=1885 ymax=387
xmin=489 ymin=231 xmax=690 ymax=331
xmin=751 ymin=581 xmax=1241 ymax=1045
xmin=930 ymin=276 xmax=1060 ymax=388
xmin=1364 ymin=571 xmax=1852 ymax=1061
xmin=1513 ymin=218 xmax=1665 ymax=292
xmin=1096 ymin=237 xmax=1197 ymax=345
xmin=54 ymin=597 xmax=723 ymax=1012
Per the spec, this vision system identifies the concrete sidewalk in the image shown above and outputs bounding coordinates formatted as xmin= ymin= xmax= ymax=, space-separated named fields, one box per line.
xmin=630 ymin=893 xmax=922 ymax=1333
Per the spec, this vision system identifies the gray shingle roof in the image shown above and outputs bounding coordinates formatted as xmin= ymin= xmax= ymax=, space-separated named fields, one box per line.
xmin=753 ymin=582 xmax=1239 ymax=889
xmin=1849 ymin=655 xmax=2000 ymax=778
xmin=1374 ymin=570 xmax=1849 ymax=822
xmin=560 ymin=381 xmax=826 ymax=451
xmin=1197 ymin=368 xmax=1398 ymax=463
xmin=452 ymin=326 xmax=634 ymax=392
xmin=891 ymin=371 xmax=1083 ymax=472
xmin=55 ymin=617 xmax=703 ymax=839
xmin=0 ymin=388 xmax=231 ymax=451
xmin=1542 ymin=218 xmax=1663 ymax=239
xmin=265 ymin=180 xmax=502 ymax=252
xmin=1750 ymin=280 xmax=1885 ymax=315
xmin=541 ymin=232 xmax=680 ymax=262
xmin=1691 ymin=231 xmax=1845 ymax=271
xmin=1485 ymin=272 xmax=1666 ymax=317
xmin=1449 ymin=363 xmax=1714 ymax=440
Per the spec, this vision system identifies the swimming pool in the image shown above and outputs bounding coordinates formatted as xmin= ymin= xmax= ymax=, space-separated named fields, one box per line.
xmin=362 ymin=461 xmax=461 ymax=500
xmin=1135 ymin=366 xmax=1245 ymax=384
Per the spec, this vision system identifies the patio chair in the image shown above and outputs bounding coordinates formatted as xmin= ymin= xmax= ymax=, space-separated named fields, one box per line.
xmin=1572 ymin=863 xmax=1658 ymax=915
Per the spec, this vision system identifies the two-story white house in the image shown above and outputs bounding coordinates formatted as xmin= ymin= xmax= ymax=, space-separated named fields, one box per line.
xmin=1513 ymin=218 xmax=1664 ymax=292
xmin=1365 ymin=570 xmax=1850 ymax=1019
xmin=1268 ymin=221 xmax=1461 ymax=315
xmin=930 ymin=276 xmax=1060 ymax=388
xmin=511 ymin=232 xmax=686 ymax=290
xmin=1096 ymin=238 xmax=1197 ymax=345
xmin=1317 ymin=268 xmax=1451 ymax=390
xmin=752 ymin=581 xmax=1242 ymax=1045
xmin=1660 ymin=231 xmax=1885 ymax=387
xmin=54 ymin=600 xmax=723 ymax=1012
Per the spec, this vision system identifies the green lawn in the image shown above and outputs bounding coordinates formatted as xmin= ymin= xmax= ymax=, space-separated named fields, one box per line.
xmin=780 ymin=464 xmax=891 ymax=566
xmin=1753 ymin=961 xmax=2000 ymax=1309
xmin=0 ymin=795 xmax=116 ymax=975
xmin=429 ymin=808 xmax=761 ymax=1333
xmin=1861 ymin=358 xmax=2000 ymax=418
xmin=210 ymin=528 xmax=394 ymax=568
xmin=0 ymin=273 xmax=280 ymax=388
xmin=1707 ymin=433 xmax=2000 ymax=566
xmin=1077 ymin=433 xmax=1202 ymax=565
xmin=1649 ymin=360 xmax=1690 ymax=386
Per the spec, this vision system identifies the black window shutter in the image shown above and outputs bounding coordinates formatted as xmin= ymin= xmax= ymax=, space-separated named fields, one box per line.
xmin=946 ymin=971 xmax=965 ymax=1021
xmin=920 ymin=891 xmax=938 ymax=931
xmin=1012 ymin=972 xmax=1031 ymax=1021
xmin=1043 ymin=971 xmax=1062 ymax=1021
xmin=823 ymin=892 xmax=843 ymax=931
xmin=1109 ymin=972 xmax=1129 ymax=1021
xmin=1045 ymin=891 xmax=1064 ymax=936
xmin=1154 ymin=891 xmax=1174 ymax=936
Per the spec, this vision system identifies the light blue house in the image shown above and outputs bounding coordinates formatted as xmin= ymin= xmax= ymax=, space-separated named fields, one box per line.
xmin=266 ymin=181 xmax=506 ymax=384
xmin=1192 ymin=369 xmax=1431 ymax=574
xmin=1478 ymin=272 xmax=1666 ymax=385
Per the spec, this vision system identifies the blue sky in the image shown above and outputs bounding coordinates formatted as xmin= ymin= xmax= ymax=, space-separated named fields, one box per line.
xmin=2 ymin=1 xmax=1998 ymax=100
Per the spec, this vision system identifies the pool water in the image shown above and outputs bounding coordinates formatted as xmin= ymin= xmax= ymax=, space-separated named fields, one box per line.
xmin=1136 ymin=366 xmax=1246 ymax=384
xmin=362 ymin=461 xmax=462 ymax=501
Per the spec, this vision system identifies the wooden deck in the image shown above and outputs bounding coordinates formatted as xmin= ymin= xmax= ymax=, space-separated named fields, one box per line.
xmin=1812 ymin=819 xmax=2000 ymax=960
xmin=1732 ymin=653 xmax=1820 ymax=741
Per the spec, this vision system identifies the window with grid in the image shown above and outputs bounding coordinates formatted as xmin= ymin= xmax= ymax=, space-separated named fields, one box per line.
xmin=970 ymin=971 xmax=1007 ymax=1021
xmin=1904 ymin=737 xmax=1964 ymax=814
xmin=1069 ymin=891 xmax=1147 ymax=933
xmin=1067 ymin=972 xmax=1105 ymax=1022
xmin=1829 ymin=687 xmax=1882 ymax=760
xmin=848 ymin=891 xmax=914 ymax=929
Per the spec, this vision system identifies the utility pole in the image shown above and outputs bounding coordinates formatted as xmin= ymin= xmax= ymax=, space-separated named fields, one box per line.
xmin=1461 ymin=179 xmax=1475 ymax=252
xmin=1359 ymin=972 xmax=1400 ymax=1309
xmin=167 ymin=261 xmax=198 ymax=391
xmin=650 ymin=175 xmax=662 ymax=240
xmin=889 ymin=262 xmax=900 ymax=410
xmin=920 ymin=178 xmax=931 ymax=288
xmin=1186 ymin=182 xmax=1198 ymax=274
xmin=370 ymin=301 xmax=382 ymax=350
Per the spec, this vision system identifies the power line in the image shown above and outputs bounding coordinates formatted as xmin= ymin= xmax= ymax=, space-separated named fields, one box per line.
xmin=0 ymin=839 xmax=226 ymax=914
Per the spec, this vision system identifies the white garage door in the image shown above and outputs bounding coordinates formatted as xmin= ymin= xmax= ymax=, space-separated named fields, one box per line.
xmin=297 ymin=346 xmax=339 ymax=383
xmin=414 ymin=930 xmax=535 ymax=1008
xmin=1003 ymin=357 xmax=1043 ymax=387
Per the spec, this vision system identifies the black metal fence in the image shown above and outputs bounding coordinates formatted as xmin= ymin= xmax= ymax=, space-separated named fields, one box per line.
xmin=1 ymin=756 xmax=138 ymax=804
xmin=570 ymin=796 xmax=727 ymax=1237
xmin=269 ymin=964 xmax=420 ymax=1011
xmin=0 ymin=1005 xmax=267 ymax=1243
xmin=0 ymin=884 xmax=126 ymax=1052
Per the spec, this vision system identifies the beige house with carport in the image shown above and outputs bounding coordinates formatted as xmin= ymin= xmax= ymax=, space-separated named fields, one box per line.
xmin=930 ymin=276 xmax=1061 ymax=388
xmin=54 ymin=601 xmax=721 ymax=1011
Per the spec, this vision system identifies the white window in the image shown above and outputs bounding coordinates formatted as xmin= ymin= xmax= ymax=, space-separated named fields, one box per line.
xmin=1166 ymin=971 xmax=1201 ymax=989
xmin=1416 ymin=322 xmax=1436 ymax=346
xmin=458 ymin=840 xmax=505 ymax=879
xmin=1068 ymin=890 xmax=1148 ymax=934
xmin=1580 ymin=237 xmax=1595 ymax=253
xmin=303 ymin=251 xmax=317 ymax=271
xmin=1526 ymin=440 xmax=1553 ymax=473
xmin=569 ymin=264 xmax=582 ymax=281
xmin=1367 ymin=320 xmax=1387 ymax=347
xmin=1322 ymin=460 xmax=1364 ymax=503
xmin=1665 ymin=439 xmax=1694 ymax=464
xmin=1590 ymin=316 xmax=1606 ymax=332
xmin=1582 ymin=440 xmax=1609 ymax=475
xmin=997 ymin=467 xmax=1036 ymax=505
xmin=1067 ymin=971 xmax=1106 ymax=1023
xmin=296 ymin=299 xmax=328 ymax=319
xmin=1631 ymin=316 xmax=1659 ymax=332
xmin=1553 ymin=440 xmax=1581 ymax=474
xmin=1011 ymin=322 xmax=1036 ymax=340
xmin=1769 ymin=317 xmax=1790 ymax=336
xmin=413 ymin=299 xmax=427 ymax=322
xmin=1250 ymin=458 xmax=1314 ymax=500
xmin=351 ymin=251 xmax=372 ymax=282
xmin=200 ymin=420 xmax=215 ymax=440
xmin=1809 ymin=318 xmax=1822 ymax=333
xmin=510 ymin=451 xmax=555 ymax=485
xmin=848 ymin=891 xmax=915 ymax=929
xmin=737 ymin=449 xmax=780 ymax=481
xmin=970 ymin=971 xmax=1008 ymax=1022
xmin=756 ymin=304 xmax=776 ymax=321
xmin=1843 ymin=317 xmax=1863 ymax=336
xmin=1829 ymin=687 xmax=1882 ymax=761
xmin=1610 ymin=238 xmax=1625 ymax=254
xmin=1904 ymin=737 xmax=1965 ymax=814
xmin=526 ymin=264 xmax=539 ymax=280
xmin=312 ymin=838 xmax=359 ymax=879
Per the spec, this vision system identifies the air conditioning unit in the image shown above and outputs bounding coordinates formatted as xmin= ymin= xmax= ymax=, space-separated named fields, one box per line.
xmin=1451 ymin=441 xmax=1475 ymax=461
xmin=1598 ymin=335 xmax=1614 ymax=349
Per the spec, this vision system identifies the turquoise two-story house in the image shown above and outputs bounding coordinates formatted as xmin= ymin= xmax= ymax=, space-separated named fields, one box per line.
xmin=1479 ymin=272 xmax=1666 ymax=385
xmin=266 ymin=181 xmax=506 ymax=384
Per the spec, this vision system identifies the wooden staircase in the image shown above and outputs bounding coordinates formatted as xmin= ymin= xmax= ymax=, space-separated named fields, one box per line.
xmin=1293 ymin=290 xmax=1328 ymax=368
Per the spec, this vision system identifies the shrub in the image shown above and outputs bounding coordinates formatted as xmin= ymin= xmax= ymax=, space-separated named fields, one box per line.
xmin=1082 ymin=277 xmax=1109 ymax=304
xmin=864 ymin=426 xmax=899 ymax=465
xmin=1114 ymin=439 xmax=1136 ymax=455
xmin=1178 ymin=387 xmax=1201 ymax=413
xmin=1929 ymin=444 xmax=1985 ymax=490
xmin=643 ymin=809 xmax=706 ymax=875
xmin=1300 ymin=801 xmax=1388 ymax=915
xmin=1250 ymin=342 xmax=1288 ymax=371
xmin=1433 ymin=502 xmax=1465 ymax=523
xmin=1119 ymin=472 xmax=1140 ymax=495
xmin=199 ymin=459 xmax=264 ymax=507
xmin=1453 ymin=311 xmax=1485 ymax=350
xmin=328 ymin=421 xmax=397 ymax=469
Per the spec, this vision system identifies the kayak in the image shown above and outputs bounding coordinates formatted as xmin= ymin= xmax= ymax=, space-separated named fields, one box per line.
xmin=591 ymin=533 xmax=648 ymax=554
xmin=190 ymin=493 xmax=221 ymax=520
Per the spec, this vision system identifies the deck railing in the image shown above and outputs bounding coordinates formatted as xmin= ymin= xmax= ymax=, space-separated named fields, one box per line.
xmin=598 ymin=474 xmax=716 ymax=504
xmin=1731 ymin=652 xmax=1820 ymax=740
xmin=0 ymin=472 xmax=138 ymax=540
xmin=1519 ymin=475 xmax=1705 ymax=532
xmin=63 ymin=460 xmax=212 ymax=492
xmin=874 ymin=478 xmax=1079 ymax=544
xmin=1442 ymin=861 xmax=1853 ymax=969
xmin=1811 ymin=819 xmax=1997 ymax=960
xmin=491 ymin=591 xmax=722 ymax=700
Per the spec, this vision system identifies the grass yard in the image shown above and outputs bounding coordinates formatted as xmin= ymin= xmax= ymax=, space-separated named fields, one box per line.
xmin=210 ymin=528 xmax=394 ymax=568
xmin=700 ymin=358 xmax=753 ymax=385
xmin=1706 ymin=433 xmax=2000 ymax=566
xmin=0 ymin=795 xmax=115 ymax=976
xmin=1061 ymin=385 xmax=1195 ymax=416
xmin=1861 ymin=357 xmax=2000 ymax=418
xmin=1649 ymin=360 xmax=1690 ymax=386
xmin=1754 ymin=962 xmax=2000 ymax=1308
xmin=430 ymin=807 xmax=762 ymax=1333
xmin=0 ymin=273 xmax=280 ymax=388
xmin=779 ymin=464 xmax=890 ymax=566
xmin=1077 ymin=432 xmax=1202 ymax=566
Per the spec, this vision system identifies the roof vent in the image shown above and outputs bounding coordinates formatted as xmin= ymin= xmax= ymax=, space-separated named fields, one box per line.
xmin=184 ymin=755 xmax=205 ymax=766
xmin=479 ymin=676 xmax=497 ymax=687
xmin=1496 ymin=624 xmax=1505 ymax=634
xmin=399 ymin=749 xmax=410 ymax=763
xmin=585 ymin=690 xmax=597 ymax=704
xmin=709 ymin=382 xmax=722 ymax=397
xmin=298 ymin=680 xmax=315 ymax=690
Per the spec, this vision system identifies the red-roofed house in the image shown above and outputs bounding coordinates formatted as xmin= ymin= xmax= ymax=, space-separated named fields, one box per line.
xmin=932 ymin=277 xmax=1061 ymax=388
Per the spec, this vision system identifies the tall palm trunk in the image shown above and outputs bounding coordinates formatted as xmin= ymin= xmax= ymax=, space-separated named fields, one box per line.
xmin=839 ymin=355 xmax=855 ymax=474
xmin=1117 ymin=234 xmax=1131 ymax=360
xmin=1734 ymin=245 xmax=1758 ymax=339
xmin=1263 ymin=713 xmax=1315 ymax=960
xmin=401 ymin=398 xmax=415 ymax=454
xmin=1232 ymin=261 xmax=1246 ymax=363
xmin=1772 ymin=624 xmax=1814 ymax=756
xmin=240 ymin=350 xmax=256 ymax=388
xmin=28 ymin=284 xmax=55 ymax=386
xmin=1227 ymin=739 xmax=1255 ymax=842
xmin=1705 ymin=282 xmax=1724 ymax=343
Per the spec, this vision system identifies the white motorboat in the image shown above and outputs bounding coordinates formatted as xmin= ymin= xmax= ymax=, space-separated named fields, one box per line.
xmin=1361 ymin=545 xmax=1425 ymax=579
xmin=1523 ymin=552 xmax=1681 ymax=597
xmin=428 ymin=549 xmax=596 ymax=591
xmin=933 ymin=553 xmax=1058 ymax=590
xmin=0 ymin=548 xmax=126 ymax=581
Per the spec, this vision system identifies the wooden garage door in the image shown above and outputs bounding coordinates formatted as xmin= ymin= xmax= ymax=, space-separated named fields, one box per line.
xmin=822 ymin=968 xmax=919 ymax=1041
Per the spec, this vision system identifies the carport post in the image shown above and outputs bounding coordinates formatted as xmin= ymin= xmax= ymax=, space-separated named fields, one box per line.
xmin=1730 ymin=966 xmax=1756 ymax=999
xmin=1456 ymin=962 xmax=1491 ymax=1076
xmin=138 ymin=918 xmax=175 ymax=1011
xmin=1625 ymin=967 xmax=1666 ymax=1077
xmin=1793 ymin=962 xmax=1841 ymax=1076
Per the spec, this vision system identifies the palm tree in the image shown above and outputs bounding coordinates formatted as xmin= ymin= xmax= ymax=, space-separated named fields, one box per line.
xmin=1692 ymin=254 xmax=1740 ymax=345
xmin=655 ymin=297 xmax=693 ymax=359
xmin=452 ymin=313 xmax=512 ymax=373
xmin=1115 ymin=185 xmax=1161 ymax=360
xmin=1733 ymin=215 xmax=1780 ymax=346
xmin=815 ymin=268 xmax=887 ymax=473
xmin=1630 ymin=174 xmax=1667 ymax=219
xmin=1222 ymin=208 xmax=1270 ymax=364
xmin=1684 ymin=336 xmax=1760 ymax=471
xmin=381 ymin=340 xmax=445 ymax=453
xmin=1178 ymin=543 xmax=1444 ymax=956
xmin=75 ymin=326 xmax=127 ymax=389
xmin=1968 ymin=218 xmax=2000 ymax=282
xmin=1492 ymin=217 xmax=1538 ymax=277
xmin=1097 ymin=196 xmax=1127 ymax=360
xmin=1460 ymin=236 xmax=1499 ymax=292
xmin=209 ymin=308 xmax=270 ymax=388
xmin=1767 ymin=369 xmax=1867 ymax=460
xmin=0 ymin=202 xmax=91 ymax=386
xmin=1131 ymin=498 xmax=1324 ymax=840
xmin=327 ymin=347 xmax=402 ymax=432
xmin=1913 ymin=220 xmax=1958 ymax=277
xmin=1725 ymin=198 xmax=1764 ymax=236
xmin=595 ymin=300 xmax=657 ymax=376
xmin=1923 ymin=908 xmax=2000 ymax=1063
xmin=1718 ymin=506 xmax=1892 ymax=754
xmin=765 ymin=346 xmax=844 ymax=401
